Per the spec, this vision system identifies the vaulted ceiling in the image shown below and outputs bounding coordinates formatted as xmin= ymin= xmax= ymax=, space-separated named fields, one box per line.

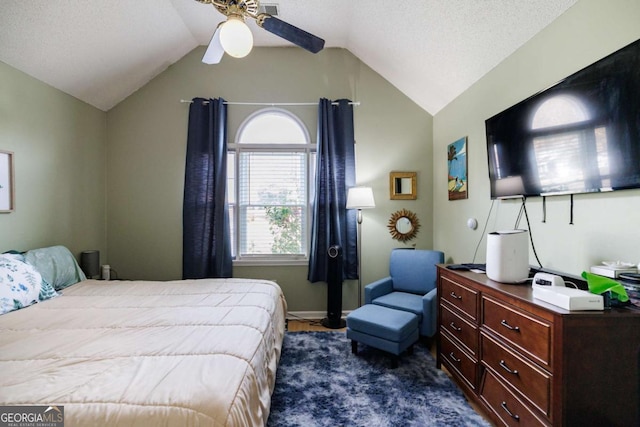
xmin=0 ymin=0 xmax=577 ymax=114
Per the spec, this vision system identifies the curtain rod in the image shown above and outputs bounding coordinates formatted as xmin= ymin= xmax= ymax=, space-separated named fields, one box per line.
xmin=180 ymin=99 xmax=360 ymax=107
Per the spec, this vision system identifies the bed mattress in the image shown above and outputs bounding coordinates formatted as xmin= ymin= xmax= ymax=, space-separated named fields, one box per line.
xmin=0 ymin=278 xmax=287 ymax=426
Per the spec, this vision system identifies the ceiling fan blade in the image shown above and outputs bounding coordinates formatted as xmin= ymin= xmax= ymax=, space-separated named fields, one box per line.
xmin=202 ymin=26 xmax=224 ymax=64
xmin=260 ymin=16 xmax=325 ymax=54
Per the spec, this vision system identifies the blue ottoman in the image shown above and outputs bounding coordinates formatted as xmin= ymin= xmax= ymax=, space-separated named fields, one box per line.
xmin=346 ymin=304 xmax=419 ymax=368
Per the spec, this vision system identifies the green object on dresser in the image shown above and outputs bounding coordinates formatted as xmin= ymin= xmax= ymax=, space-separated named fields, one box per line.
xmin=581 ymin=271 xmax=629 ymax=302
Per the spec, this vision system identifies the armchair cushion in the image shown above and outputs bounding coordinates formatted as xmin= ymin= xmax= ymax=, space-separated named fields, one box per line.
xmin=371 ymin=292 xmax=424 ymax=322
xmin=390 ymin=249 xmax=443 ymax=294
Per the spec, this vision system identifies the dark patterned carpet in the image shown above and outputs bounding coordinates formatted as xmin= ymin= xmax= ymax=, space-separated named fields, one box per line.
xmin=267 ymin=331 xmax=491 ymax=427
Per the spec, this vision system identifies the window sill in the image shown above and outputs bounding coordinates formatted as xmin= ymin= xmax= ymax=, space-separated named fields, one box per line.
xmin=233 ymin=258 xmax=309 ymax=267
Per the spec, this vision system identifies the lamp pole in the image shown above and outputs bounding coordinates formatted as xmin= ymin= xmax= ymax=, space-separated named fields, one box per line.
xmin=356 ymin=208 xmax=363 ymax=306
xmin=346 ymin=186 xmax=375 ymax=307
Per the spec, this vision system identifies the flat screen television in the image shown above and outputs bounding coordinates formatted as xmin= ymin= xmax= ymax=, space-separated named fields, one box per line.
xmin=485 ymin=38 xmax=640 ymax=199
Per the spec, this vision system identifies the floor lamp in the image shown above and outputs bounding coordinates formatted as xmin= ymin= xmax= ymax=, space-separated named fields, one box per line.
xmin=346 ymin=186 xmax=376 ymax=307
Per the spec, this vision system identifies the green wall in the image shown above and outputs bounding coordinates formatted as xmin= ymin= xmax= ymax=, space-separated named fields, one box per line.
xmin=0 ymin=61 xmax=106 ymax=259
xmin=433 ymin=0 xmax=640 ymax=275
xmin=106 ymin=47 xmax=433 ymax=312
xmin=9 ymin=0 xmax=635 ymax=313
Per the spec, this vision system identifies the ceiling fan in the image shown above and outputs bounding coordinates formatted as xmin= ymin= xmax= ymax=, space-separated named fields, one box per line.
xmin=195 ymin=0 xmax=325 ymax=64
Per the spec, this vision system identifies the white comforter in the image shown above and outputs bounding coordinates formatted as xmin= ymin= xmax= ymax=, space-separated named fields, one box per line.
xmin=0 ymin=278 xmax=287 ymax=426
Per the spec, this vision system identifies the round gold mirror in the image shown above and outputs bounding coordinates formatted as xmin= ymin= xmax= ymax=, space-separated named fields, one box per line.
xmin=387 ymin=209 xmax=420 ymax=242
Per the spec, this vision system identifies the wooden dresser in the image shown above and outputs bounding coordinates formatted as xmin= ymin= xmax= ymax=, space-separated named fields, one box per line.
xmin=436 ymin=265 xmax=640 ymax=427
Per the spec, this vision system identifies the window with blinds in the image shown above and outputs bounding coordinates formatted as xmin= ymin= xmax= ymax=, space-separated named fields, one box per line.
xmin=531 ymin=95 xmax=611 ymax=194
xmin=229 ymin=109 xmax=314 ymax=263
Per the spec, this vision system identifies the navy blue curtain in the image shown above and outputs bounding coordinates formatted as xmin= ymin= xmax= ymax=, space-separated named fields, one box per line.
xmin=308 ymin=98 xmax=357 ymax=282
xmin=182 ymin=97 xmax=232 ymax=279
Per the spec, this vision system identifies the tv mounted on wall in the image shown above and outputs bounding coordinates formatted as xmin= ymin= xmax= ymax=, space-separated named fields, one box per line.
xmin=485 ymin=38 xmax=640 ymax=199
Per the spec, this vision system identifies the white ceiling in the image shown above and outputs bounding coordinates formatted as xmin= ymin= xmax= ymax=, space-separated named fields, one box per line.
xmin=0 ymin=0 xmax=577 ymax=114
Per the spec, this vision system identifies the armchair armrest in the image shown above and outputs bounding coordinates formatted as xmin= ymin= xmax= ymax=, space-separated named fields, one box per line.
xmin=364 ymin=277 xmax=393 ymax=304
xmin=421 ymin=287 xmax=438 ymax=337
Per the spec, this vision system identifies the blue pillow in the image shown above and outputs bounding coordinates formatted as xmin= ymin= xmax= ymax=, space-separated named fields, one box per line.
xmin=24 ymin=246 xmax=87 ymax=291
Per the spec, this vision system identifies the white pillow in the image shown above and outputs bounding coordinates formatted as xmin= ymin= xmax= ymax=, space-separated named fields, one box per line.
xmin=0 ymin=254 xmax=43 ymax=315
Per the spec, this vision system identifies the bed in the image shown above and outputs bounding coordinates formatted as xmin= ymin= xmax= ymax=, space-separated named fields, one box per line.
xmin=0 ymin=247 xmax=287 ymax=426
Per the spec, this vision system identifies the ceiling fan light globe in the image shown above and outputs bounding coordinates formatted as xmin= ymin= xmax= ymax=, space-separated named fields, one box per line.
xmin=219 ymin=17 xmax=253 ymax=58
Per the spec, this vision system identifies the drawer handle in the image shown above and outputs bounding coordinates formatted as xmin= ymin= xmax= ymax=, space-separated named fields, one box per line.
xmin=500 ymin=401 xmax=520 ymax=421
xmin=449 ymin=352 xmax=461 ymax=363
xmin=500 ymin=319 xmax=520 ymax=332
xmin=449 ymin=321 xmax=462 ymax=332
xmin=499 ymin=359 xmax=519 ymax=375
xmin=450 ymin=291 xmax=462 ymax=300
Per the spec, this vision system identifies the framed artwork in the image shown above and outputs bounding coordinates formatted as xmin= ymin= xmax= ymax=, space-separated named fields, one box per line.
xmin=447 ymin=137 xmax=468 ymax=200
xmin=0 ymin=150 xmax=15 ymax=213
xmin=389 ymin=171 xmax=417 ymax=200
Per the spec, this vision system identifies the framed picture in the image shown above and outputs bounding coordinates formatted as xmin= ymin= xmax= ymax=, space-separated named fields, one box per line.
xmin=0 ymin=150 xmax=15 ymax=213
xmin=389 ymin=171 xmax=417 ymax=200
xmin=447 ymin=137 xmax=468 ymax=200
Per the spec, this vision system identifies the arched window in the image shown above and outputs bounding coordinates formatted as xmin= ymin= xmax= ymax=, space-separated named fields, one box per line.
xmin=531 ymin=94 xmax=590 ymax=130
xmin=228 ymin=109 xmax=315 ymax=263
xmin=530 ymin=94 xmax=610 ymax=193
xmin=238 ymin=110 xmax=309 ymax=144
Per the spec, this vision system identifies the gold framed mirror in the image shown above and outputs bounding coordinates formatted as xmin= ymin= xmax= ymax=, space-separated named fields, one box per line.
xmin=387 ymin=208 xmax=420 ymax=242
xmin=389 ymin=171 xmax=417 ymax=200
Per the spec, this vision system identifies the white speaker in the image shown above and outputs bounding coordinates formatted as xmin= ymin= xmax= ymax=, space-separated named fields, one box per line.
xmin=486 ymin=230 xmax=529 ymax=283
xmin=101 ymin=265 xmax=111 ymax=281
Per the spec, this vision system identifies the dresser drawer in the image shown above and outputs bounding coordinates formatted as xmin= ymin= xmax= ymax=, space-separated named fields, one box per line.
xmin=481 ymin=332 xmax=551 ymax=417
xmin=482 ymin=296 xmax=552 ymax=368
xmin=440 ymin=331 xmax=477 ymax=391
xmin=441 ymin=276 xmax=478 ymax=321
xmin=480 ymin=370 xmax=549 ymax=427
xmin=440 ymin=303 xmax=478 ymax=356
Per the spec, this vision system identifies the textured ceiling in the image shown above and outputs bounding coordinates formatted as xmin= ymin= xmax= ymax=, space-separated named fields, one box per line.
xmin=0 ymin=0 xmax=577 ymax=114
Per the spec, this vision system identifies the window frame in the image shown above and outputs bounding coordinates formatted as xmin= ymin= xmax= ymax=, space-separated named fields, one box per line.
xmin=529 ymin=95 xmax=610 ymax=194
xmin=228 ymin=108 xmax=315 ymax=266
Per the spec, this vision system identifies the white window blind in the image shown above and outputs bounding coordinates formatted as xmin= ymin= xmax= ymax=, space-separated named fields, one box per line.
xmin=238 ymin=151 xmax=307 ymax=255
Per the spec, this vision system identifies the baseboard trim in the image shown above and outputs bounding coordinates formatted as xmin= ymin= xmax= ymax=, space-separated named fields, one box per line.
xmin=287 ymin=310 xmax=353 ymax=320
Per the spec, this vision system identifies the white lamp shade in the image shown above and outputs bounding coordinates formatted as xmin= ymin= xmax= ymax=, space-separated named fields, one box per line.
xmin=495 ymin=175 xmax=525 ymax=197
xmin=346 ymin=187 xmax=375 ymax=209
xmin=219 ymin=17 xmax=253 ymax=58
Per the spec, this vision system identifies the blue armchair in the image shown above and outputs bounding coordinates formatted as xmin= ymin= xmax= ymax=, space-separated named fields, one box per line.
xmin=365 ymin=249 xmax=444 ymax=338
